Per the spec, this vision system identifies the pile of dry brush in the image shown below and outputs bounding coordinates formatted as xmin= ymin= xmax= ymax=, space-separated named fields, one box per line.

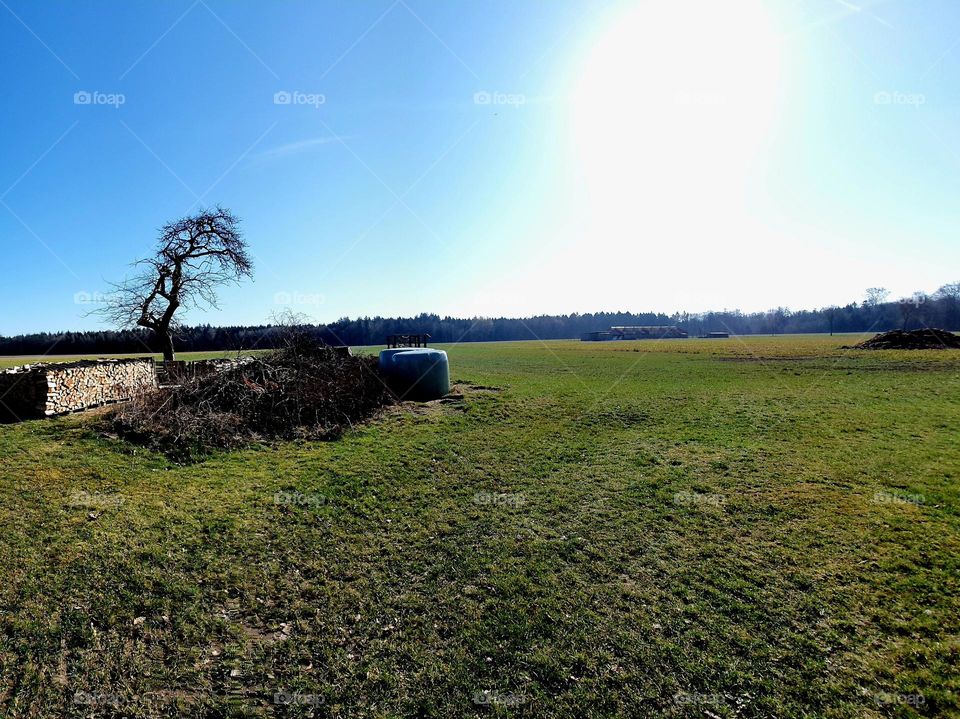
xmin=108 ymin=336 xmax=393 ymax=460
xmin=849 ymin=328 xmax=960 ymax=350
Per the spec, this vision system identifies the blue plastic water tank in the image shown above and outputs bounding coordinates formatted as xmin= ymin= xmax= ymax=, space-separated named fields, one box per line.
xmin=377 ymin=348 xmax=418 ymax=365
xmin=378 ymin=348 xmax=450 ymax=401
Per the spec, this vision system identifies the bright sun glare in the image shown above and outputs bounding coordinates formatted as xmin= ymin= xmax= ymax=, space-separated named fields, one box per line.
xmin=557 ymin=0 xmax=786 ymax=311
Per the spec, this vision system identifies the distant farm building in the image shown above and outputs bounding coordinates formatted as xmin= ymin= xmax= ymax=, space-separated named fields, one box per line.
xmin=581 ymin=331 xmax=615 ymax=342
xmin=611 ymin=326 xmax=688 ymax=339
xmin=581 ymin=326 xmax=688 ymax=341
xmin=700 ymin=331 xmax=730 ymax=339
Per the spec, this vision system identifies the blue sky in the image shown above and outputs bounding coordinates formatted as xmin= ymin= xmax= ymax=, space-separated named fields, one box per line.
xmin=1 ymin=0 xmax=959 ymax=335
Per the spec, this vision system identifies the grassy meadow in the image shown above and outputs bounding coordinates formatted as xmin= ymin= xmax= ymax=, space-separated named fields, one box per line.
xmin=0 ymin=335 xmax=958 ymax=717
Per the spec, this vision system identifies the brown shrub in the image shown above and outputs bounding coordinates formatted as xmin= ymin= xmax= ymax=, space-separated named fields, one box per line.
xmin=108 ymin=338 xmax=392 ymax=460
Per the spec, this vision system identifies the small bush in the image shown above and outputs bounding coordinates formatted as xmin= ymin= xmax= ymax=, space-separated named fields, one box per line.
xmin=108 ymin=337 xmax=392 ymax=460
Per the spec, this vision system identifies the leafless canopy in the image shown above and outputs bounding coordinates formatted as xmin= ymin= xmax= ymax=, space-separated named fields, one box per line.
xmin=97 ymin=207 xmax=253 ymax=360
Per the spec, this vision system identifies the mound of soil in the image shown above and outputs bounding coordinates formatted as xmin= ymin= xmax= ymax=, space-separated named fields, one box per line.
xmin=108 ymin=337 xmax=393 ymax=460
xmin=848 ymin=328 xmax=960 ymax=350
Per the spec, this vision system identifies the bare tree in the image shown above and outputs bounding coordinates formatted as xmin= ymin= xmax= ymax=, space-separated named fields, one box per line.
xmin=97 ymin=207 xmax=253 ymax=361
xmin=767 ymin=307 xmax=789 ymax=335
xmin=825 ymin=305 xmax=839 ymax=335
xmin=934 ymin=282 xmax=960 ymax=329
xmin=897 ymin=292 xmax=926 ymax=330
xmin=934 ymin=281 xmax=960 ymax=300
xmin=864 ymin=287 xmax=890 ymax=307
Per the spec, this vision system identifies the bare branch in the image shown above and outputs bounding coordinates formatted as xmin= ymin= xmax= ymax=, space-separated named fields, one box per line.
xmin=93 ymin=206 xmax=254 ymax=360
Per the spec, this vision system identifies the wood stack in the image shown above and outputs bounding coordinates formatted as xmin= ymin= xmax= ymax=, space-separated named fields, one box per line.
xmin=0 ymin=359 xmax=157 ymax=419
xmin=0 ymin=366 xmax=48 ymax=419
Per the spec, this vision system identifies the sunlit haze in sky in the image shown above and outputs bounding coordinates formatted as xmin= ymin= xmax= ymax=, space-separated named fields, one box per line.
xmin=1 ymin=0 xmax=958 ymax=333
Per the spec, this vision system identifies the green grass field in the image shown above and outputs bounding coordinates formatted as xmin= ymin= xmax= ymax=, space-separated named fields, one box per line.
xmin=1 ymin=335 xmax=958 ymax=717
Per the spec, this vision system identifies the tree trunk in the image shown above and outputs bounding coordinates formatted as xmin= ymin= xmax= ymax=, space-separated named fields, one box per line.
xmin=157 ymin=329 xmax=176 ymax=361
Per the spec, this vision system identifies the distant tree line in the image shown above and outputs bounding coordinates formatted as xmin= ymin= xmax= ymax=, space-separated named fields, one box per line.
xmin=2 ymin=284 xmax=957 ymax=356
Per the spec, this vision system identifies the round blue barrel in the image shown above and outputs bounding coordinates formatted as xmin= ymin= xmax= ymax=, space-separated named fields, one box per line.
xmin=378 ymin=348 xmax=449 ymax=401
xmin=378 ymin=348 xmax=417 ymax=365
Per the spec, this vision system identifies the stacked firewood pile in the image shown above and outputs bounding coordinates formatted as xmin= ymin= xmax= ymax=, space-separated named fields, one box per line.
xmin=0 ymin=358 xmax=157 ymax=420
xmin=0 ymin=366 xmax=48 ymax=420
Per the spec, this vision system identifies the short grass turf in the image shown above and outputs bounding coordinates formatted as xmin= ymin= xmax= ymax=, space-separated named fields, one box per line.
xmin=0 ymin=334 xmax=958 ymax=718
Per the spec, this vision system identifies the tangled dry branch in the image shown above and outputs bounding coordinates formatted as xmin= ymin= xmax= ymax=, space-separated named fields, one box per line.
xmin=108 ymin=337 xmax=392 ymax=460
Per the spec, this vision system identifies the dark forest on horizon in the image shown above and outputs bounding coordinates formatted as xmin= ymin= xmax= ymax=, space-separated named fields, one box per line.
xmin=2 ymin=285 xmax=958 ymax=356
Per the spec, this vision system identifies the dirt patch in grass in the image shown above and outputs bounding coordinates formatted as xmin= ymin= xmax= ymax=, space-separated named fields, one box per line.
xmin=718 ymin=355 xmax=825 ymax=362
xmin=380 ymin=382 xmax=500 ymax=419
xmin=846 ymin=328 xmax=960 ymax=350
